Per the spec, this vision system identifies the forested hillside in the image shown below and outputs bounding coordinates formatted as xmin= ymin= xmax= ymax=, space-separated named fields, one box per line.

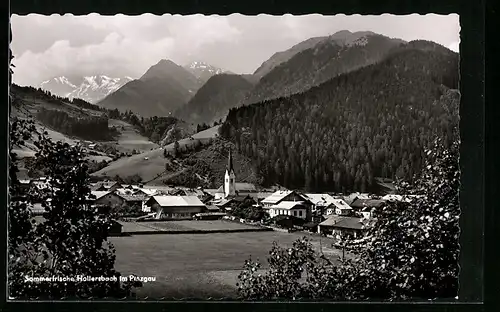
xmin=37 ymin=108 xmax=119 ymax=141
xmin=244 ymin=33 xmax=405 ymax=105
xmin=220 ymin=41 xmax=459 ymax=193
xmin=174 ymin=74 xmax=255 ymax=125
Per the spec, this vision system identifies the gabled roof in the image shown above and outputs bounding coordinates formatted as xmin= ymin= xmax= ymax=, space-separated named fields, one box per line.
xmin=351 ymin=198 xmax=386 ymax=209
xmin=270 ymin=201 xmax=306 ymax=210
xmin=305 ymin=193 xmax=337 ymax=206
xmin=319 ymin=216 xmax=367 ymax=230
xmin=262 ymin=190 xmax=293 ymax=203
xmin=117 ymin=194 xmax=147 ymax=202
xmin=331 ymin=199 xmax=353 ymax=210
xmin=89 ymin=191 xmax=112 ymax=200
xmin=262 ymin=190 xmax=308 ymax=204
xmin=147 ymin=196 xmax=205 ymax=207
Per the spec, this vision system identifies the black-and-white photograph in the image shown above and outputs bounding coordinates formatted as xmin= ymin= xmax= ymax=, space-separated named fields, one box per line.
xmin=8 ymin=13 xmax=460 ymax=301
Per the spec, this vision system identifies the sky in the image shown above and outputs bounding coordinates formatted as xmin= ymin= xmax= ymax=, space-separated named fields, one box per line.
xmin=11 ymin=13 xmax=460 ymax=87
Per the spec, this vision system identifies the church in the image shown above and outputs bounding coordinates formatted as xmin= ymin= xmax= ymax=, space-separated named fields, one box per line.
xmin=213 ymin=149 xmax=258 ymax=200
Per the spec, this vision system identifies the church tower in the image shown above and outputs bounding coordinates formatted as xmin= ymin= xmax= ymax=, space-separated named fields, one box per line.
xmin=224 ymin=148 xmax=236 ymax=198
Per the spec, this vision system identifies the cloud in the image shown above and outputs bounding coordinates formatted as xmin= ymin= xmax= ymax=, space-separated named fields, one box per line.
xmin=13 ymin=32 xmax=176 ymax=85
xmin=11 ymin=13 xmax=460 ymax=86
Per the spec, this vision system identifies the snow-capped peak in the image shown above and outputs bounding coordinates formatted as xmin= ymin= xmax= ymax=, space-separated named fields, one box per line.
xmin=184 ymin=61 xmax=226 ymax=80
xmin=38 ymin=75 xmax=135 ymax=104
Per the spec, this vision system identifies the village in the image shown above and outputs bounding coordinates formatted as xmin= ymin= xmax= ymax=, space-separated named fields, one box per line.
xmin=23 ymin=149 xmax=417 ymax=243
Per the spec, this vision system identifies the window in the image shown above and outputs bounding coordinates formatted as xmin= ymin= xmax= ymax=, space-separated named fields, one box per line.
xmin=299 ymin=210 xmax=303 ymax=217
xmin=293 ymin=211 xmax=297 ymax=217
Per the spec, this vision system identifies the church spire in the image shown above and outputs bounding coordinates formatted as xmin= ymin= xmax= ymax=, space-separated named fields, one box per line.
xmin=227 ymin=148 xmax=234 ymax=173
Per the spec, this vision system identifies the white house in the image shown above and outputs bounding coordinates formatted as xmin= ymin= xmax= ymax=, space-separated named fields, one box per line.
xmin=262 ymin=190 xmax=313 ymax=221
xmin=326 ymin=199 xmax=353 ymax=216
xmin=305 ymin=193 xmax=338 ymax=213
xmin=268 ymin=201 xmax=308 ymax=219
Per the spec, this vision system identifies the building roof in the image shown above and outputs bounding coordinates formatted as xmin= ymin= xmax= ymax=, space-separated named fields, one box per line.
xmin=262 ymin=190 xmax=294 ymax=204
xmin=305 ymin=193 xmax=337 ymax=206
xmin=319 ymin=216 xmax=367 ymax=230
xmin=148 ymin=196 xmax=205 ymax=208
xmin=270 ymin=201 xmax=306 ymax=210
xmin=203 ymin=189 xmax=219 ymax=196
xmin=331 ymin=199 xmax=353 ymax=210
xmin=89 ymin=191 xmax=111 ymax=200
xmin=118 ymin=194 xmax=147 ymax=202
xmin=343 ymin=192 xmax=371 ymax=205
xmin=214 ymin=198 xmax=234 ymax=207
xmin=351 ymin=198 xmax=386 ymax=209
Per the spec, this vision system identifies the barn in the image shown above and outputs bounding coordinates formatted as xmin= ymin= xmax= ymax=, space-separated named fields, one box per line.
xmin=145 ymin=196 xmax=207 ymax=219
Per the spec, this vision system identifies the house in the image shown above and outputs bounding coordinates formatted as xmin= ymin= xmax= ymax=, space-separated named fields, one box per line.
xmin=343 ymin=192 xmax=371 ymax=205
xmin=19 ymin=179 xmax=31 ymax=191
xmin=318 ymin=215 xmax=369 ymax=239
xmin=89 ymin=191 xmax=126 ymax=210
xmin=326 ymin=199 xmax=353 ymax=216
xmin=116 ymin=194 xmax=148 ymax=212
xmin=305 ymin=193 xmax=338 ymax=213
xmin=262 ymin=190 xmax=313 ymax=221
xmin=91 ymin=181 xmax=122 ymax=192
xmin=145 ymin=196 xmax=206 ymax=219
xmin=268 ymin=201 xmax=309 ymax=220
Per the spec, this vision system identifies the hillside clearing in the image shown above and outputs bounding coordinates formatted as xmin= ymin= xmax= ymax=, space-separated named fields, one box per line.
xmin=92 ymin=125 xmax=221 ymax=182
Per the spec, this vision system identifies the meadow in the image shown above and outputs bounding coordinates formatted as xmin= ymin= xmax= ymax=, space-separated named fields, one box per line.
xmin=109 ymin=229 xmax=344 ymax=299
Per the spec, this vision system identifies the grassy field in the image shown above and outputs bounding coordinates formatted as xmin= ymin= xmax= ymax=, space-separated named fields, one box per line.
xmin=120 ymin=220 xmax=264 ymax=233
xmin=92 ymin=125 xmax=221 ymax=183
xmin=109 ymin=229 xmax=345 ymax=299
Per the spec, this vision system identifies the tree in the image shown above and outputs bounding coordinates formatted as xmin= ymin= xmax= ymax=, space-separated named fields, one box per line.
xmin=237 ymin=132 xmax=460 ymax=301
xmin=8 ymin=117 xmax=141 ymax=299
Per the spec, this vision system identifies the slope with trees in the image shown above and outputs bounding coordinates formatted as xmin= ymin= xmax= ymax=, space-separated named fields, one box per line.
xmin=245 ymin=31 xmax=406 ymax=105
xmin=220 ymin=41 xmax=459 ymax=193
xmin=174 ymin=73 xmax=255 ymax=125
xmin=237 ymin=130 xmax=460 ymax=301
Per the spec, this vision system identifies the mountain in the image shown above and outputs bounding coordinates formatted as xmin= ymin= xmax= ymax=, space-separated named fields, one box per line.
xmin=252 ymin=36 xmax=328 ymax=80
xmin=97 ymin=59 xmax=203 ymax=117
xmin=174 ymin=73 xmax=255 ymax=125
xmin=245 ymin=30 xmax=406 ymax=105
xmin=183 ymin=61 xmax=227 ymax=85
xmin=220 ymin=40 xmax=459 ymax=193
xmin=39 ymin=75 xmax=133 ymax=103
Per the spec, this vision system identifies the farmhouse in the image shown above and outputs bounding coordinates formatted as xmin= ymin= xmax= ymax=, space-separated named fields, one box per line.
xmin=89 ymin=191 xmax=126 ymax=209
xmin=326 ymin=199 xmax=353 ymax=216
xmin=305 ymin=193 xmax=338 ymax=213
xmin=262 ymin=190 xmax=313 ymax=221
xmin=268 ymin=201 xmax=308 ymax=219
xmin=343 ymin=192 xmax=370 ymax=205
xmin=318 ymin=215 xmax=369 ymax=239
xmin=350 ymin=198 xmax=386 ymax=210
xmin=116 ymin=194 xmax=148 ymax=212
xmin=91 ymin=181 xmax=122 ymax=192
xmin=145 ymin=196 xmax=206 ymax=219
